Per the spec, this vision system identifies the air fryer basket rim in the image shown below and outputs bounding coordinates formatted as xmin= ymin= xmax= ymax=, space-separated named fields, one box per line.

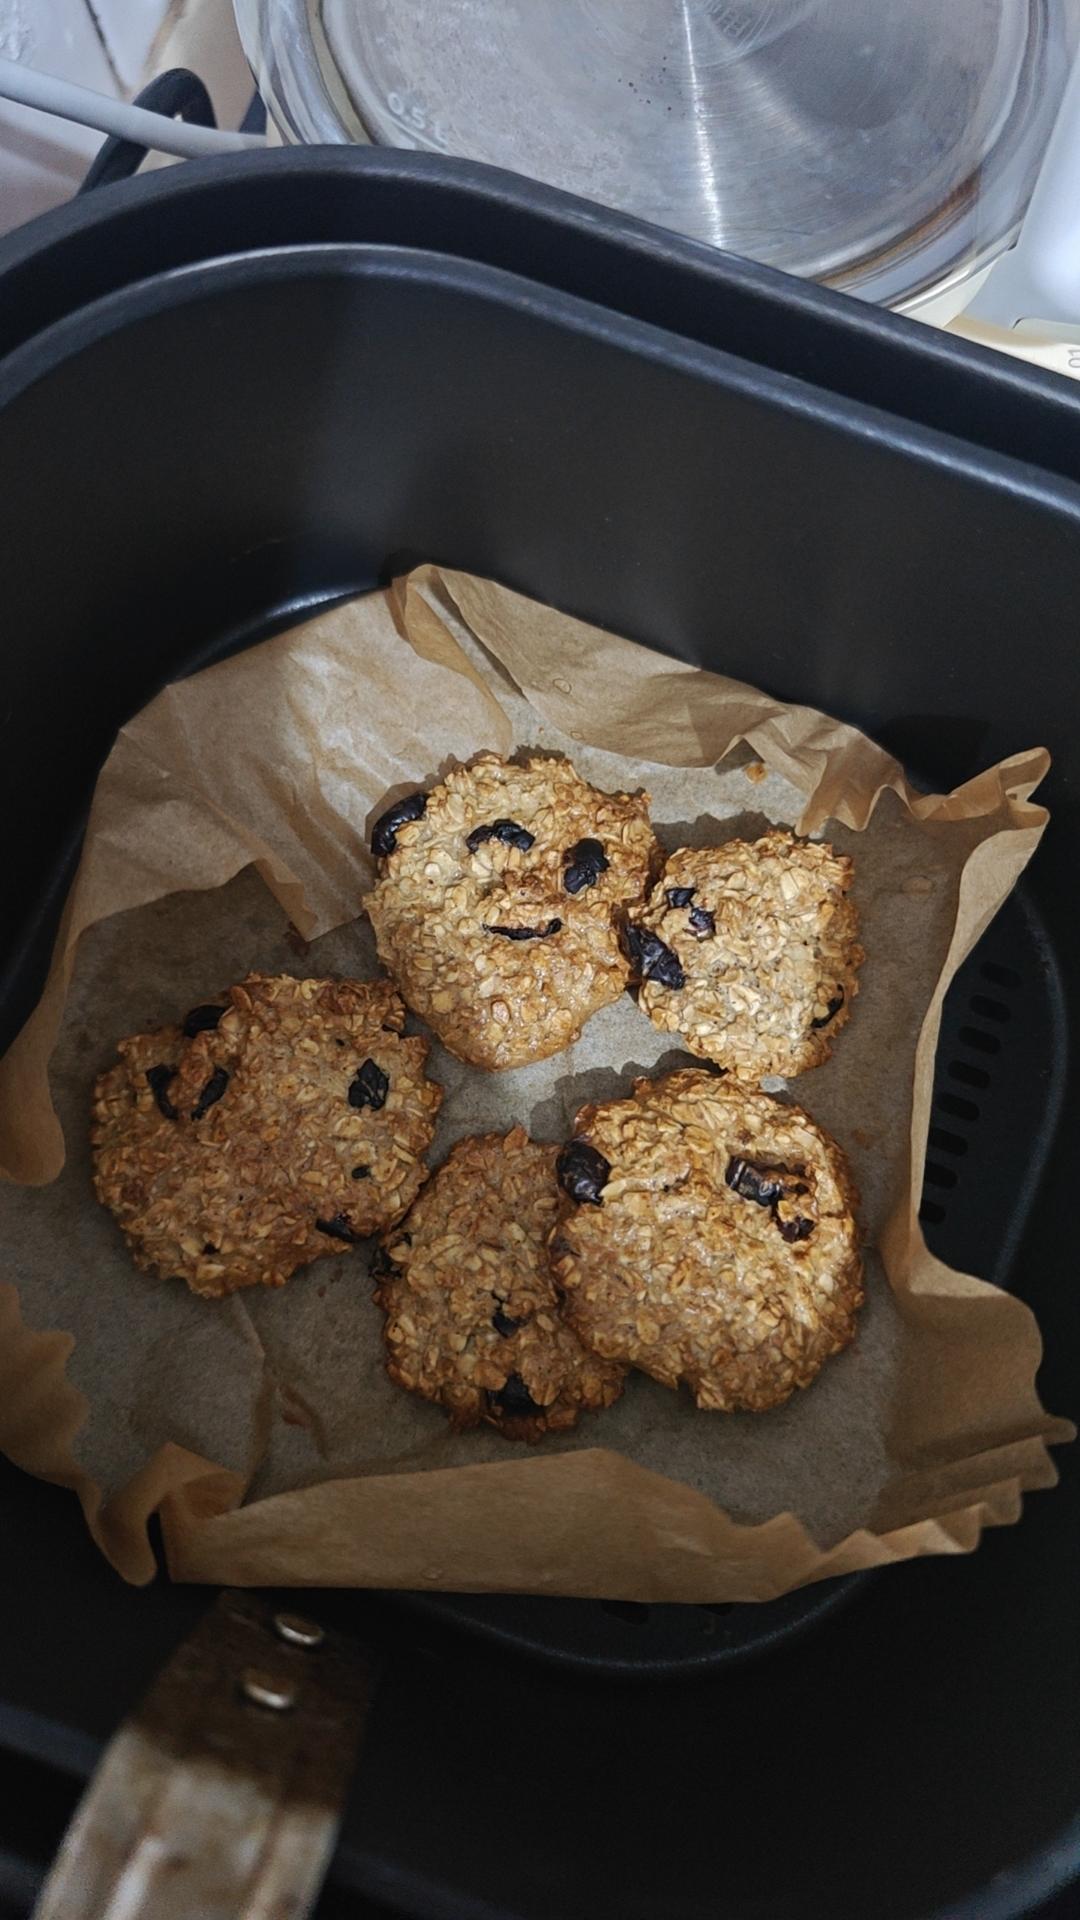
xmin=2 ymin=144 xmax=1080 ymax=454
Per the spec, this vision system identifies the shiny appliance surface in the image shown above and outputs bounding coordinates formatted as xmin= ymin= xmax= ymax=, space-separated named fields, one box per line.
xmin=238 ymin=0 xmax=1080 ymax=306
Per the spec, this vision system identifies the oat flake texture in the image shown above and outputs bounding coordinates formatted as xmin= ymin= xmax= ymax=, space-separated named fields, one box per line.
xmin=634 ymin=832 xmax=863 ymax=1078
xmin=552 ymin=1069 xmax=864 ymax=1412
xmin=365 ymin=753 xmax=658 ymax=1069
xmin=92 ymin=975 xmax=442 ymax=1296
xmin=375 ymin=1126 xmax=625 ymax=1441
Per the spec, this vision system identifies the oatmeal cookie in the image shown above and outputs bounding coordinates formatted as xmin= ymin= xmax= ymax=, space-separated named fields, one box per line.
xmin=374 ymin=1126 xmax=625 ymax=1440
xmin=92 ymin=974 xmax=442 ymax=1298
xmin=364 ymin=753 xmax=658 ymax=1069
xmin=551 ymin=1069 xmax=863 ymax=1412
xmin=627 ymin=830 xmax=862 ymax=1079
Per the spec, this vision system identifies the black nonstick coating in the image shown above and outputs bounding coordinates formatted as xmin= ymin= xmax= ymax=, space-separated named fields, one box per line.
xmin=0 ymin=152 xmax=1077 ymax=1920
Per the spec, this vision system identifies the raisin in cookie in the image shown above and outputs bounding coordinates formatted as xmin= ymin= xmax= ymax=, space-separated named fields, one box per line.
xmin=364 ymin=754 xmax=658 ymax=1069
xmin=626 ymin=830 xmax=862 ymax=1079
xmin=551 ymin=1069 xmax=863 ymax=1413
xmin=92 ymin=974 xmax=442 ymax=1298
xmin=373 ymin=1126 xmax=625 ymax=1440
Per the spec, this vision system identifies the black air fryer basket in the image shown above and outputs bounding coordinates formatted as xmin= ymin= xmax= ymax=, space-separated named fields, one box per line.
xmin=0 ymin=151 xmax=1077 ymax=1920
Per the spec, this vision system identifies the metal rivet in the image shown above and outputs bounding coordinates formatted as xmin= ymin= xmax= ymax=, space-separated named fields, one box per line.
xmin=240 ymin=1668 xmax=297 ymax=1712
xmin=272 ymin=1611 xmax=325 ymax=1649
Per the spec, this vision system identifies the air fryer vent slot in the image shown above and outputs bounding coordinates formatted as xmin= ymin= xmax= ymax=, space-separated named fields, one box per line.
xmin=979 ymin=961 xmax=1022 ymax=990
xmin=918 ymin=962 xmax=1022 ymax=1231
xmin=918 ymin=895 xmax=1061 ymax=1290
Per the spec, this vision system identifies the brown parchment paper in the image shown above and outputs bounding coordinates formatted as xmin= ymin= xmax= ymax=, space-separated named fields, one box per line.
xmin=0 ymin=566 xmax=1072 ymax=1601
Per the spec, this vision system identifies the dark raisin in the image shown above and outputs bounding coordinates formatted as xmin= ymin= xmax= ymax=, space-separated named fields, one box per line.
xmin=202 ymin=1243 xmax=218 ymax=1256
xmin=665 ymin=886 xmax=695 ymax=909
xmin=466 ymin=818 xmax=535 ymax=854
xmin=191 ymin=1067 xmax=228 ymax=1121
xmin=688 ymin=905 xmax=716 ymax=937
xmin=492 ymin=1305 xmax=524 ymax=1337
xmin=316 ymin=1213 xmax=363 ymax=1244
xmin=350 ymin=1165 xmax=371 ymax=1180
xmin=623 ymin=924 xmax=686 ymax=990
xmin=371 ymin=1229 xmax=410 ymax=1276
xmin=482 ymin=919 xmax=562 ymax=941
xmin=348 ymin=1059 xmax=389 ymax=1110
xmin=557 ymin=1139 xmax=610 ymax=1206
xmin=182 ymin=1003 xmax=226 ymax=1038
xmin=145 ymin=1064 xmax=178 ymax=1120
xmin=725 ymin=1156 xmax=785 ymax=1208
xmin=487 ymin=1372 xmax=543 ymax=1419
xmin=776 ymin=1214 xmax=816 ymax=1244
xmin=727 ymin=1157 xmax=817 ymax=1242
xmin=371 ymin=790 xmax=426 ymax=857
xmin=811 ymin=990 xmax=846 ymax=1030
xmin=562 ymin=837 xmax=609 ymax=894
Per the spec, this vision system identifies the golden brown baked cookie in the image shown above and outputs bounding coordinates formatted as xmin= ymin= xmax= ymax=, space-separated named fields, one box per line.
xmin=364 ymin=753 xmax=658 ymax=1069
xmin=627 ymin=830 xmax=862 ymax=1079
xmin=373 ymin=1126 xmax=625 ymax=1440
xmin=91 ymin=974 xmax=442 ymax=1298
xmin=551 ymin=1069 xmax=863 ymax=1412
